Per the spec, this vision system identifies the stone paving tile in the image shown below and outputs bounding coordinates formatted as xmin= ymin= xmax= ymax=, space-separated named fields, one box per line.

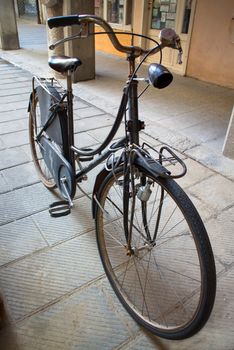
xmin=205 ymin=206 xmax=234 ymax=266
xmin=16 ymin=283 xmax=133 ymax=350
xmin=0 ymin=217 xmax=48 ymax=266
xmin=0 ymin=171 xmax=12 ymax=193
xmin=0 ymin=147 xmax=30 ymax=170
xmin=0 ymin=86 xmax=31 ymax=97
xmin=0 ymin=108 xmax=27 ymax=123
xmin=185 ymin=145 xmax=234 ymax=182
xmin=0 ymin=182 xmax=58 ymax=225
xmin=0 ymin=100 xmax=28 ymax=113
xmin=177 ymin=158 xmax=215 ymax=189
xmin=0 ymin=81 xmax=31 ymax=91
xmin=74 ymin=131 xmax=99 ymax=149
xmin=33 ymin=196 xmax=95 ymax=245
xmin=188 ymin=174 xmax=234 ymax=212
xmin=0 ymin=231 xmax=104 ymax=321
xmin=87 ymin=124 xmax=125 ymax=143
xmin=97 ymin=279 xmax=139 ymax=334
xmin=0 ymin=129 xmax=28 ymax=149
xmin=1 ymin=162 xmax=40 ymax=190
xmin=20 ymin=144 xmax=32 ymax=162
xmin=73 ymin=104 xmax=104 ymax=118
xmin=0 ymin=77 xmax=31 ymax=85
xmin=0 ymin=93 xmax=29 ymax=104
xmin=0 ymin=118 xmax=28 ymax=135
xmin=74 ymin=114 xmax=114 ymax=133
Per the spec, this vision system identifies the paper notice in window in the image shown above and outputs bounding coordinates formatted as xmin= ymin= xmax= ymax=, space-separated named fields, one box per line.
xmin=160 ymin=5 xmax=169 ymax=12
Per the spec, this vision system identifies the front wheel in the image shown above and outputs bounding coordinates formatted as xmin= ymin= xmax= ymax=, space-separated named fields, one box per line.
xmin=95 ymin=166 xmax=216 ymax=340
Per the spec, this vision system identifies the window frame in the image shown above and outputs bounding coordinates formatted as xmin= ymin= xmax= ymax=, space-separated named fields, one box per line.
xmin=95 ymin=0 xmax=133 ymax=30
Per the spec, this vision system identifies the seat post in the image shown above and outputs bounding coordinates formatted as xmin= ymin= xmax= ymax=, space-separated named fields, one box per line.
xmin=66 ymin=70 xmax=75 ymax=168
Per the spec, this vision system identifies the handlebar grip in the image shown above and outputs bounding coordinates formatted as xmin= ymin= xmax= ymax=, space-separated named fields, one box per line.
xmin=47 ymin=15 xmax=80 ymax=29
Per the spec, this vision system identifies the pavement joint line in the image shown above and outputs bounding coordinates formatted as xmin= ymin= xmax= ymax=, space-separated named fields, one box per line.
xmin=216 ymin=260 xmax=234 ymax=278
xmin=74 ymin=112 xmax=108 ymax=119
xmin=214 ymin=255 xmax=230 ymax=270
xmin=0 ymin=179 xmax=40 ymax=194
xmin=0 ymin=79 xmax=31 ymax=85
xmin=0 ymin=159 xmax=32 ymax=172
xmin=0 ymin=107 xmax=27 ymax=114
xmin=0 ymin=227 xmax=95 ymax=270
xmin=96 ymin=282 xmax=138 ymax=337
xmin=31 ymin=215 xmax=57 ymax=246
xmin=0 ymin=128 xmax=28 ymax=137
xmin=115 ymin=331 xmax=143 ymax=350
xmin=0 ymin=118 xmax=28 ymax=126
xmin=11 ymin=273 xmax=108 ymax=325
xmin=0 ymin=91 xmax=31 ymax=97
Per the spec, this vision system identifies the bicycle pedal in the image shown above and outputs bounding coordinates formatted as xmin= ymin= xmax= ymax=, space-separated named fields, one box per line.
xmin=49 ymin=200 xmax=71 ymax=217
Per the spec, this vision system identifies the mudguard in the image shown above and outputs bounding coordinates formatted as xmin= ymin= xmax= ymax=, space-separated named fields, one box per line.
xmin=92 ymin=166 xmax=110 ymax=219
xmin=28 ymin=85 xmax=69 ymax=158
xmin=92 ymin=154 xmax=170 ymax=219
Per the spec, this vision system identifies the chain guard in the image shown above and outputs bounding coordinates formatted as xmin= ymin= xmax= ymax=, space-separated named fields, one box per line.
xmin=40 ymin=135 xmax=76 ymax=200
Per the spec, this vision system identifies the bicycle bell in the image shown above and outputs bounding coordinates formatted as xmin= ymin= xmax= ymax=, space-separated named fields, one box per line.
xmin=148 ymin=63 xmax=173 ymax=89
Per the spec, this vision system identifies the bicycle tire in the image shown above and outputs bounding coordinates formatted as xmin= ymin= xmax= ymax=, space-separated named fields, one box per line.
xmin=95 ymin=166 xmax=216 ymax=340
xmin=29 ymin=92 xmax=56 ymax=189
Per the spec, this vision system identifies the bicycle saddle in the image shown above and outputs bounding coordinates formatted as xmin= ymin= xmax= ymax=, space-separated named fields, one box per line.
xmin=48 ymin=55 xmax=82 ymax=73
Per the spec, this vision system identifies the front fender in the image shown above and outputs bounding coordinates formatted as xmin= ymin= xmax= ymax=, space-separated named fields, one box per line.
xmin=92 ymin=166 xmax=110 ymax=219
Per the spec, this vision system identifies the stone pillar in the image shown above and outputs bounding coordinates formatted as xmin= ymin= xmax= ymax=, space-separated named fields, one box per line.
xmin=63 ymin=0 xmax=95 ymax=82
xmin=223 ymin=106 xmax=234 ymax=160
xmin=0 ymin=0 xmax=19 ymax=50
xmin=41 ymin=0 xmax=65 ymax=57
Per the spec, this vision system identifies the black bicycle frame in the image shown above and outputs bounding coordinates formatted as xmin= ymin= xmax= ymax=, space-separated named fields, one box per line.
xmin=66 ymin=56 xmax=140 ymax=182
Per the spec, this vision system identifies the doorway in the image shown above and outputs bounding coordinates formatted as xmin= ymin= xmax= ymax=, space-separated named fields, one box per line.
xmin=146 ymin=0 xmax=196 ymax=75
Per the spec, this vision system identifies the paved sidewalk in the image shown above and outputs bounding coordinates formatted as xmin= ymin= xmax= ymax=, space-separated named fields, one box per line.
xmin=0 ymin=56 xmax=234 ymax=350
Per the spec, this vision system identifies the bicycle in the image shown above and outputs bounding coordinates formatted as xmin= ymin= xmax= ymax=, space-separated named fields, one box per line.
xmin=28 ymin=14 xmax=216 ymax=340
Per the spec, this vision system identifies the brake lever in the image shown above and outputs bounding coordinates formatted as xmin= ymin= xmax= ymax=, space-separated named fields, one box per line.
xmin=175 ymin=36 xmax=183 ymax=64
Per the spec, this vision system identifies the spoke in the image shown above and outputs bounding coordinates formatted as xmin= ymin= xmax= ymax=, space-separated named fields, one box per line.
xmin=157 ymin=205 xmax=178 ymax=239
xmin=156 ymin=263 xmax=201 ymax=283
xmin=132 ymin=257 xmax=151 ymax=321
xmin=105 ymin=227 xmax=126 ymax=247
xmin=152 ymin=254 xmax=191 ymax=324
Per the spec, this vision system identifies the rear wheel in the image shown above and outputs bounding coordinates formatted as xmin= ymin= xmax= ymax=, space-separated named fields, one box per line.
xmin=95 ymin=166 xmax=216 ymax=339
xmin=29 ymin=93 xmax=56 ymax=189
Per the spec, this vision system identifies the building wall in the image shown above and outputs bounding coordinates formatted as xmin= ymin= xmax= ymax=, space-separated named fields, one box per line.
xmin=186 ymin=0 xmax=234 ymax=88
xmin=95 ymin=27 xmax=131 ymax=57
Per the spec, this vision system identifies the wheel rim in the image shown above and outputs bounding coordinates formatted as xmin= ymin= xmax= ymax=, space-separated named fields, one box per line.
xmin=29 ymin=97 xmax=56 ymax=188
xmin=97 ymin=169 xmax=204 ymax=334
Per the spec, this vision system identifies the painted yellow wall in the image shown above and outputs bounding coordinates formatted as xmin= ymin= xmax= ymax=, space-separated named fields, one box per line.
xmin=186 ymin=0 xmax=234 ymax=88
xmin=95 ymin=27 xmax=132 ymax=57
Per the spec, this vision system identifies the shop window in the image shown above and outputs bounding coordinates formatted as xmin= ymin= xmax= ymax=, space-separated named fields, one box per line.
xmin=151 ymin=0 xmax=177 ymax=30
xmin=182 ymin=0 xmax=192 ymax=33
xmin=95 ymin=0 xmax=104 ymax=17
xmin=95 ymin=0 xmax=132 ymax=27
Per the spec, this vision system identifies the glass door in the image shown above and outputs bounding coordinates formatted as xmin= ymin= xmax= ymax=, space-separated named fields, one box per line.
xmin=147 ymin=0 xmax=195 ymax=74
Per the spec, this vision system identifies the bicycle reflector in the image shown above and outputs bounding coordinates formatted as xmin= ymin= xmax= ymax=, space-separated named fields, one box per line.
xmin=148 ymin=63 xmax=173 ymax=89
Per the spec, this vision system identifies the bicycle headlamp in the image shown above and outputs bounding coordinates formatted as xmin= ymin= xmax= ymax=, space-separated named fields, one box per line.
xmin=148 ymin=63 xmax=173 ymax=89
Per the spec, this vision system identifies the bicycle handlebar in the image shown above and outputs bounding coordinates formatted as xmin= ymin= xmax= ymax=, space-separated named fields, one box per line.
xmin=48 ymin=14 xmax=181 ymax=58
xmin=48 ymin=14 xmax=79 ymax=28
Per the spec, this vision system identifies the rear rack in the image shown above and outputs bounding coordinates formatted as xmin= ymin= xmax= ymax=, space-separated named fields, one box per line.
xmin=32 ymin=76 xmax=67 ymax=102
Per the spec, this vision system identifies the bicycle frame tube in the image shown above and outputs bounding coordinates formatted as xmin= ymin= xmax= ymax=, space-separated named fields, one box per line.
xmin=66 ymin=71 xmax=75 ymax=169
xmin=75 ymin=136 xmax=127 ymax=180
xmin=127 ymin=57 xmax=140 ymax=146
